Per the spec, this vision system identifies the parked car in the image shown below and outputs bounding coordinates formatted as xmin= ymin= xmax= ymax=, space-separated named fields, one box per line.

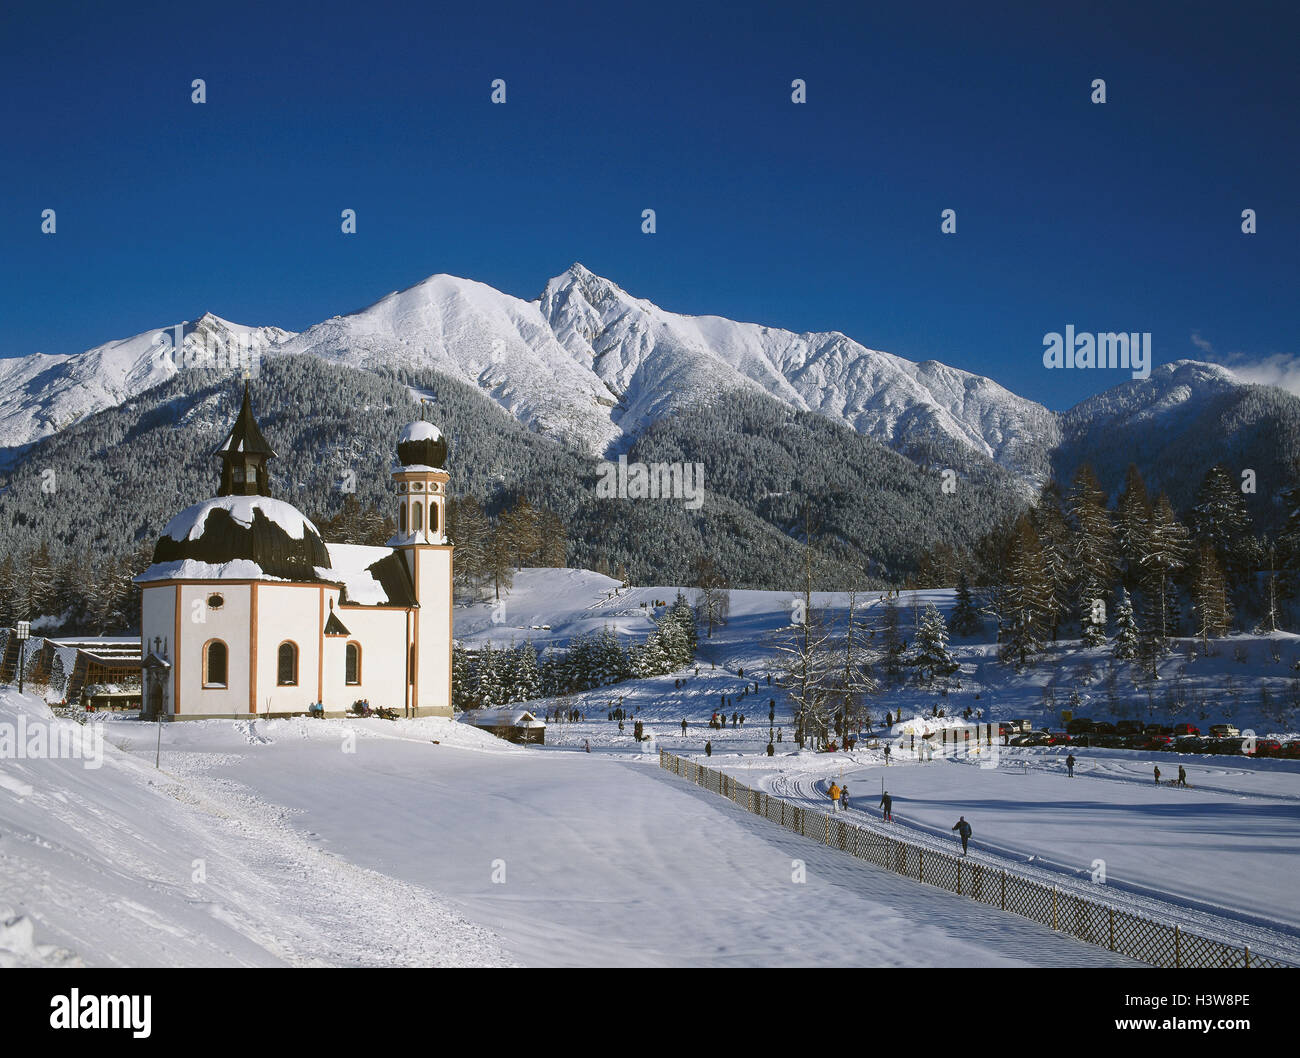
xmin=1046 ymin=730 xmax=1071 ymax=745
xmin=1173 ymin=735 xmax=1204 ymax=753
xmin=1144 ymin=734 xmax=1175 ymax=751
xmin=1169 ymin=723 xmax=1201 ymax=736
xmin=1118 ymin=734 xmax=1147 ymax=749
xmin=1091 ymin=721 xmax=1117 ymax=736
xmin=1208 ymin=724 xmax=1241 ymax=738
xmin=1206 ymin=737 xmax=1243 ymax=756
xmin=1147 ymin=724 xmax=1174 ymax=736
xmin=1281 ymin=741 xmax=1300 ymax=759
xmin=1066 ymin=718 xmax=1094 ymax=736
xmin=1116 ymin=720 xmax=1145 ymax=735
xmin=1251 ymin=738 xmax=1283 ymax=758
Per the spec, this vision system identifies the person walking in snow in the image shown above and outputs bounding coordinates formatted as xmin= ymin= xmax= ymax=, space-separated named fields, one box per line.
xmin=1066 ymin=753 xmax=1075 ymax=777
xmin=705 ymin=741 xmax=712 ymax=757
xmin=841 ymin=784 xmax=850 ymax=811
xmin=1153 ymin=765 xmax=1161 ymax=785
xmin=884 ymin=744 xmax=891 ymax=765
xmin=952 ymin=816 xmax=972 ymax=855
xmin=828 ymin=781 xmax=842 ymax=811
xmin=681 ymin=718 xmax=688 ymax=735
xmin=879 ymin=791 xmax=892 ymax=821
xmin=1177 ymin=765 xmax=1187 ymax=787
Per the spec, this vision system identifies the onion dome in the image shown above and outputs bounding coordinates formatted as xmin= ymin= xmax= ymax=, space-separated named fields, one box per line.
xmin=396 ymin=420 xmax=447 ymax=470
xmin=148 ymin=496 xmax=331 ymax=581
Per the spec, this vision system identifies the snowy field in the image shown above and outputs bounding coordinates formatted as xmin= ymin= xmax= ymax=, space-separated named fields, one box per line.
xmin=3 ymin=568 xmax=1298 ymax=966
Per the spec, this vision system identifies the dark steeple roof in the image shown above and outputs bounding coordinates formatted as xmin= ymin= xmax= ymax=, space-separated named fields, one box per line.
xmin=216 ymin=382 xmax=276 ymax=497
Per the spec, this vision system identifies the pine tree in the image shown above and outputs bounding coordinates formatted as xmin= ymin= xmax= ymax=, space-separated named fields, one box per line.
xmin=500 ymin=496 xmax=541 ymax=569
xmin=1115 ymin=464 xmax=1152 ymax=590
xmin=1112 ymin=589 xmax=1140 ymax=659
xmin=1001 ymin=515 xmax=1052 ymax=669
xmin=912 ymin=602 xmax=959 ymax=685
xmin=447 ymin=495 xmax=491 ymax=599
xmin=487 ymin=522 xmax=514 ymax=601
xmin=880 ymin=595 xmax=906 ymax=683
xmin=1031 ymin=482 xmax=1071 ymax=641
xmin=1190 ymin=464 xmax=1251 ymax=582
xmin=1068 ymin=465 xmax=1116 ymax=644
xmin=948 ymin=570 xmax=981 ymax=637
xmin=1139 ymin=492 xmax=1190 ymax=655
xmin=1192 ymin=542 xmax=1232 ymax=648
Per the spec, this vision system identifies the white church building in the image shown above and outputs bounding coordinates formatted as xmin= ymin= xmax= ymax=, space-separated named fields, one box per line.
xmin=136 ymin=385 xmax=453 ymax=720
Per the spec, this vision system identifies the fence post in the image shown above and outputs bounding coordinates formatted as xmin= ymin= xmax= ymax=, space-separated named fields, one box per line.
xmin=1245 ymin=945 xmax=1250 ymax=968
xmin=957 ymin=857 xmax=960 ymax=891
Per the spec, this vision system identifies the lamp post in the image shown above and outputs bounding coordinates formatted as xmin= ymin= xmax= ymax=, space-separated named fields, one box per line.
xmin=15 ymin=620 xmax=31 ymax=695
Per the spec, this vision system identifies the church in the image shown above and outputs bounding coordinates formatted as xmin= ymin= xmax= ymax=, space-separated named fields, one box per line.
xmin=136 ymin=385 xmax=453 ymax=720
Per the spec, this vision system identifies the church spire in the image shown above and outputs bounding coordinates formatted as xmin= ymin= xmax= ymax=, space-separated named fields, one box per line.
xmin=215 ymin=381 xmax=276 ymax=497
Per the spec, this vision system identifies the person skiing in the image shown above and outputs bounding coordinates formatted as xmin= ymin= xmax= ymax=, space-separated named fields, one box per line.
xmin=879 ymin=790 xmax=893 ymax=821
xmin=952 ymin=816 xmax=972 ymax=855
xmin=1153 ymin=765 xmax=1161 ymax=785
xmin=841 ymin=784 xmax=850 ymax=811
xmin=1177 ymin=765 xmax=1187 ymax=787
xmin=1066 ymin=753 xmax=1075 ymax=778
xmin=828 ymin=781 xmax=841 ymax=811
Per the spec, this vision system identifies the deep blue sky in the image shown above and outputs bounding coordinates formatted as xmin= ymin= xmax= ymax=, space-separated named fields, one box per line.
xmin=2 ymin=0 xmax=1296 ymax=408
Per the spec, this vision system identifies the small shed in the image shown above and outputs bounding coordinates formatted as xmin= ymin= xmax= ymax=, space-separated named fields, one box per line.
xmin=462 ymin=707 xmax=546 ymax=745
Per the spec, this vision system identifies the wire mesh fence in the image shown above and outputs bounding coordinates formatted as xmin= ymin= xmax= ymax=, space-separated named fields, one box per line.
xmin=659 ymin=749 xmax=1292 ymax=969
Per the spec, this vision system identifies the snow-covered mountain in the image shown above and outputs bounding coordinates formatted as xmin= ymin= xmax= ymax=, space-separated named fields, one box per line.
xmin=274 ymin=274 xmax=624 ymax=454
xmin=0 ymin=267 xmax=1276 ymax=491
xmin=0 ymin=314 xmax=293 ymax=452
xmin=539 ymin=264 xmax=1060 ymax=473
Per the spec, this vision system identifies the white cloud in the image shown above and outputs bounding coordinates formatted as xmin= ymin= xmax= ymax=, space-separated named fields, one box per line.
xmin=1213 ymin=351 xmax=1300 ymax=396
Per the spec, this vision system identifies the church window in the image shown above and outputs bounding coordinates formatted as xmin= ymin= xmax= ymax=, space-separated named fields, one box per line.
xmin=207 ymin=593 xmax=224 ymax=610
xmin=429 ymin=502 xmax=439 ymax=533
xmin=413 ymin=502 xmax=423 ymax=531
xmin=399 ymin=503 xmax=407 ymax=533
xmin=203 ymin=639 xmax=228 ymax=688
xmin=277 ymin=641 xmax=298 ymax=686
xmin=346 ymin=642 xmax=361 ymax=685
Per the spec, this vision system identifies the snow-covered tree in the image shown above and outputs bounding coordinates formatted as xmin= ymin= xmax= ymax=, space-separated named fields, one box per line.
xmin=912 ymin=602 xmax=959 ymax=685
xmin=1112 ymin=589 xmax=1140 ymax=659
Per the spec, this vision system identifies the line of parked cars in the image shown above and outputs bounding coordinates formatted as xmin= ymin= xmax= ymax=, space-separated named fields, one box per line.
xmin=999 ymin=718 xmax=1299 ymax=758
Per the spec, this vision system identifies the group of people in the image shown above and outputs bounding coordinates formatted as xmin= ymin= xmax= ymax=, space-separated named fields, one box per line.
xmin=709 ymin=710 xmax=745 ymax=729
xmin=1153 ymin=764 xmax=1188 ymax=786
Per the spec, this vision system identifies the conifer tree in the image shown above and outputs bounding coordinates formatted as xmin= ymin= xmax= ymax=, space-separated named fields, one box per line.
xmin=1192 ymin=542 xmax=1232 ymax=648
xmin=912 ymin=602 xmax=959 ymax=685
xmin=1112 ymin=588 xmax=1141 ymax=659
xmin=1068 ymin=465 xmax=1116 ymax=644
xmin=948 ymin=570 xmax=981 ymax=637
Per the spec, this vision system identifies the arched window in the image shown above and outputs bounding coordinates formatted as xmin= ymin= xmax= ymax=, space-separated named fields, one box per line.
xmin=429 ymin=501 xmax=439 ymax=533
xmin=412 ymin=501 xmax=423 ymax=531
xmin=203 ymin=640 xmax=228 ymax=688
xmin=399 ymin=503 xmax=407 ymax=533
xmin=277 ymin=641 xmax=298 ymax=686
xmin=346 ymin=642 xmax=361 ymax=685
